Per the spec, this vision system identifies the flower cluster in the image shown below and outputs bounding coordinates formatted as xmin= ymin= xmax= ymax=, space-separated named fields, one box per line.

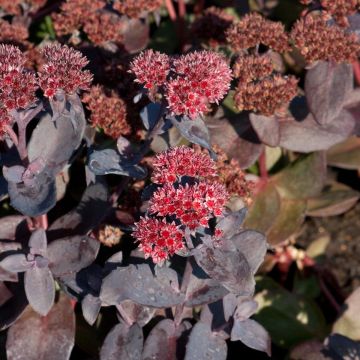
xmin=98 ymin=225 xmax=123 ymax=247
xmin=233 ymin=54 xmax=298 ymax=116
xmin=0 ymin=0 xmax=46 ymax=15
xmin=191 ymin=6 xmax=234 ymax=46
xmin=53 ymin=0 xmax=106 ymax=36
xmin=83 ymin=85 xmax=131 ymax=139
xmin=83 ymin=12 xmax=124 ymax=45
xmin=113 ymin=0 xmax=163 ymax=18
xmin=133 ymin=146 xmax=229 ymax=263
xmin=38 ymin=44 xmax=93 ymax=98
xmin=151 ymin=146 xmax=217 ymax=184
xmin=133 ymin=218 xmax=185 ymax=263
xmin=290 ymin=14 xmax=360 ymax=63
xmin=0 ymin=19 xmax=29 ymax=46
xmin=226 ymin=13 xmax=290 ymax=53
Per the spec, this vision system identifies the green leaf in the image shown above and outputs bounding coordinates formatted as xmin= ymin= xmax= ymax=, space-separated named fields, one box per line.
xmin=327 ymin=137 xmax=360 ymax=170
xmin=149 ymin=20 xmax=178 ymax=53
xmin=254 ymin=277 xmax=327 ymax=349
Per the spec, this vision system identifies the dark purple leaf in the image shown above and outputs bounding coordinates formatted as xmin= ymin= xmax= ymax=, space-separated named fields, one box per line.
xmin=8 ymin=170 xmax=56 ymax=217
xmin=140 ymin=103 xmax=163 ymax=131
xmin=47 ymin=235 xmax=100 ymax=277
xmin=82 ymin=294 xmax=101 ymax=326
xmin=0 ymin=254 xmax=32 ymax=273
xmin=185 ymin=322 xmax=227 ymax=360
xmin=278 ymin=110 xmax=355 ymax=152
xmin=305 ymin=61 xmax=353 ymax=125
xmin=185 ymin=274 xmax=228 ymax=307
xmin=88 ymin=149 xmax=147 ymax=179
xmin=3 ymin=165 xmax=25 ymax=183
xmin=28 ymin=94 xmax=86 ymax=177
xmin=118 ymin=300 xmax=155 ymax=327
xmin=29 ymin=229 xmax=47 ymax=256
xmin=142 ymin=319 xmax=177 ymax=360
xmin=231 ymin=230 xmax=267 ymax=274
xmin=122 ymin=18 xmax=149 ymax=54
xmin=100 ymin=323 xmax=143 ymax=360
xmin=169 ymin=115 xmax=212 ymax=151
xmin=325 ymin=334 xmax=360 ymax=359
xmin=231 ymin=318 xmax=271 ymax=356
xmin=48 ymin=180 xmax=109 ymax=239
xmin=249 ymin=114 xmax=280 ymax=147
xmin=193 ymin=245 xmax=255 ymax=296
xmin=100 ymin=264 xmax=185 ymax=307
xmin=6 ymin=294 xmax=75 ymax=360
xmin=207 ymin=113 xmax=263 ymax=168
xmin=216 ymin=208 xmax=247 ymax=239
xmin=0 ymin=176 xmax=8 ymax=201
xmin=24 ymin=266 xmax=55 ymax=316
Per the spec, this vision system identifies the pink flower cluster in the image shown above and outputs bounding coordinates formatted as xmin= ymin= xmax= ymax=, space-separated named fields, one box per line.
xmin=39 ymin=44 xmax=93 ymax=98
xmin=133 ymin=147 xmax=229 ymax=263
xmin=130 ymin=50 xmax=232 ymax=119
xmin=151 ymin=146 xmax=217 ymax=184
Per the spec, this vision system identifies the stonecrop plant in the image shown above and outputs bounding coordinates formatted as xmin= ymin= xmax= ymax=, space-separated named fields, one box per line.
xmin=0 ymin=0 xmax=359 ymax=359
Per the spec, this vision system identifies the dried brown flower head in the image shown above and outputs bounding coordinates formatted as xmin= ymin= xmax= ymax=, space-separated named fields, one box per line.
xmin=84 ymin=12 xmax=124 ymax=45
xmin=290 ymin=14 xmax=360 ymax=63
xmin=83 ymin=85 xmax=131 ymax=139
xmin=226 ymin=13 xmax=290 ymax=53
xmin=113 ymin=0 xmax=163 ymax=18
xmin=53 ymin=0 xmax=106 ymax=36
xmin=191 ymin=6 xmax=234 ymax=46
xmin=234 ymin=74 xmax=298 ymax=116
xmin=0 ymin=19 xmax=29 ymax=46
xmin=98 ymin=225 xmax=123 ymax=247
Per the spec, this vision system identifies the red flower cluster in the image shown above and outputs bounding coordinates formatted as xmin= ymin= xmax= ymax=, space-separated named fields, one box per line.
xmin=0 ymin=19 xmax=29 ymax=45
xmin=0 ymin=45 xmax=37 ymax=111
xmin=149 ymin=182 xmax=228 ymax=230
xmin=130 ymin=49 xmax=170 ymax=90
xmin=113 ymin=0 xmax=163 ymax=18
xmin=0 ymin=0 xmax=46 ymax=15
xmin=133 ymin=146 xmax=229 ymax=263
xmin=130 ymin=50 xmax=232 ymax=119
xmin=39 ymin=44 xmax=93 ymax=98
xmin=133 ymin=217 xmax=185 ymax=263
xmin=151 ymin=146 xmax=217 ymax=184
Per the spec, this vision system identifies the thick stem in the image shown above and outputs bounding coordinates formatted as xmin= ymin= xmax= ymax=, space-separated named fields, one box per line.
xmin=258 ymin=150 xmax=268 ymax=180
xmin=178 ymin=0 xmax=186 ymax=49
xmin=165 ymin=0 xmax=177 ymax=21
xmin=5 ymin=125 xmax=19 ymax=146
xmin=116 ymin=304 xmax=134 ymax=326
xmin=353 ymin=62 xmax=360 ymax=86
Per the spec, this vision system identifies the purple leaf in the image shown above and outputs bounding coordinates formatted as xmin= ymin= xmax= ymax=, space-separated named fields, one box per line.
xmin=327 ymin=136 xmax=360 ymax=170
xmin=100 ymin=323 xmax=143 ymax=360
xmin=231 ymin=318 xmax=271 ymax=356
xmin=249 ymin=114 xmax=280 ymax=147
xmin=231 ymin=230 xmax=267 ymax=274
xmin=100 ymin=264 xmax=185 ymax=307
xmin=216 ymin=208 xmax=247 ymax=239
xmin=48 ymin=180 xmax=109 ymax=239
xmin=88 ymin=149 xmax=147 ymax=179
xmin=3 ymin=165 xmax=25 ymax=184
xmin=29 ymin=229 xmax=47 ymax=256
xmin=6 ymin=294 xmax=75 ymax=360
xmin=0 ymin=254 xmax=32 ymax=273
xmin=122 ymin=18 xmax=149 ymax=54
xmin=0 ymin=215 xmax=27 ymax=241
xmin=47 ymin=235 xmax=100 ymax=277
xmin=24 ymin=266 xmax=55 ymax=316
xmin=234 ymin=298 xmax=258 ymax=321
xmin=142 ymin=319 xmax=177 ymax=360
xmin=82 ymin=294 xmax=101 ymax=326
xmin=185 ymin=322 xmax=227 ymax=360
xmin=140 ymin=103 xmax=163 ymax=131
xmin=305 ymin=61 xmax=353 ymax=125
xmin=169 ymin=115 xmax=212 ymax=151
xmin=193 ymin=245 xmax=255 ymax=296
xmin=118 ymin=300 xmax=155 ymax=327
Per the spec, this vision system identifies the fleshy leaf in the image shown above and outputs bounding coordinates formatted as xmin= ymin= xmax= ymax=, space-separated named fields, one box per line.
xmin=249 ymin=114 xmax=280 ymax=147
xmin=118 ymin=300 xmax=155 ymax=327
xmin=3 ymin=165 xmax=25 ymax=184
xmin=100 ymin=323 xmax=143 ymax=360
xmin=216 ymin=208 xmax=247 ymax=239
xmin=24 ymin=266 xmax=55 ymax=316
xmin=122 ymin=19 xmax=149 ymax=54
xmin=6 ymin=294 xmax=75 ymax=360
xmin=327 ymin=136 xmax=360 ymax=170
xmin=0 ymin=254 xmax=32 ymax=273
xmin=29 ymin=229 xmax=47 ymax=256
xmin=82 ymin=294 xmax=101 ymax=326
xmin=140 ymin=103 xmax=163 ymax=131
xmin=185 ymin=322 xmax=227 ymax=360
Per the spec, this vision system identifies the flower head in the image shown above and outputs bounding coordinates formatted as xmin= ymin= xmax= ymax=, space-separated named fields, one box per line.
xmin=0 ymin=45 xmax=25 ymax=73
xmin=226 ymin=13 xmax=290 ymax=53
xmin=113 ymin=0 xmax=163 ymax=18
xmin=151 ymin=146 xmax=217 ymax=184
xmin=321 ymin=0 xmax=358 ymax=27
xmin=166 ymin=50 xmax=232 ymax=118
xmin=290 ymin=14 xmax=360 ymax=63
xmin=129 ymin=49 xmax=170 ymax=90
xmin=133 ymin=217 xmax=185 ymax=263
xmin=83 ymin=85 xmax=131 ymax=138
xmin=0 ymin=107 xmax=12 ymax=139
xmin=39 ymin=44 xmax=93 ymax=98
xmin=0 ymin=0 xmax=46 ymax=15
xmin=0 ymin=19 xmax=29 ymax=46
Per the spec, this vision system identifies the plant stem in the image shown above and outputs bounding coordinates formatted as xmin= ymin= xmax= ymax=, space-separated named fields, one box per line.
xmin=258 ymin=150 xmax=268 ymax=180
xmin=194 ymin=0 xmax=205 ymax=14
xmin=5 ymin=125 xmax=19 ymax=146
xmin=178 ymin=0 xmax=186 ymax=49
xmin=165 ymin=0 xmax=177 ymax=21
xmin=353 ymin=62 xmax=360 ymax=86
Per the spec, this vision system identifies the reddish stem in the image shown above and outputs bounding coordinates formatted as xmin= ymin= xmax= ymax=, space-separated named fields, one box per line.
xmin=165 ymin=0 xmax=177 ymax=21
xmin=33 ymin=214 xmax=49 ymax=230
xmin=178 ymin=0 xmax=186 ymax=49
xmin=259 ymin=150 xmax=268 ymax=180
xmin=5 ymin=125 xmax=19 ymax=146
xmin=194 ymin=0 xmax=205 ymax=14
xmin=353 ymin=62 xmax=360 ymax=86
